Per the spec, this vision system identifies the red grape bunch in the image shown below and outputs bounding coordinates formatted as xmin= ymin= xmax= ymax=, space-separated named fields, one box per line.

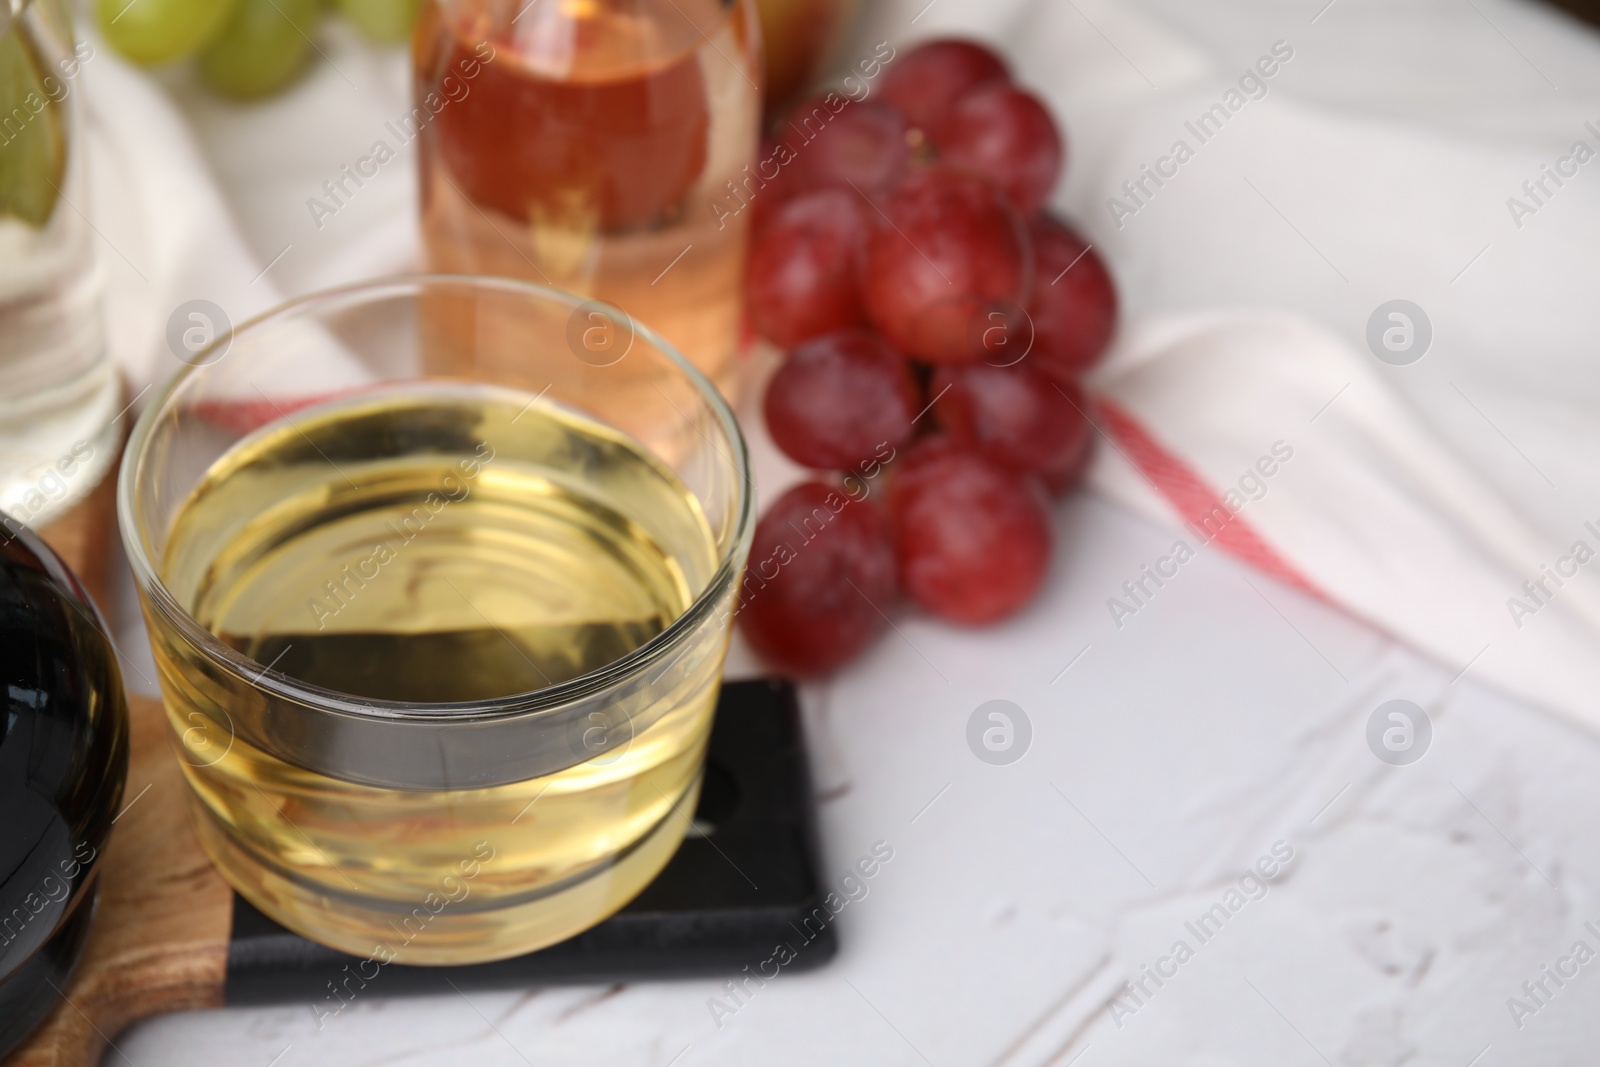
xmin=738 ymin=37 xmax=1119 ymax=676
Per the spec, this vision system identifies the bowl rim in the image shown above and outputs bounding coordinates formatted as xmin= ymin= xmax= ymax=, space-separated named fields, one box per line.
xmin=116 ymin=273 xmax=754 ymax=726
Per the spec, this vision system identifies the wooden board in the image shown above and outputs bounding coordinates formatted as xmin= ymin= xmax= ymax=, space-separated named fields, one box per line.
xmin=4 ymin=693 xmax=234 ymax=1067
xmin=5 ymin=432 xmax=229 ymax=1066
xmin=1 ymin=686 xmax=829 ymax=1067
xmin=35 ymin=445 xmax=120 ymax=617
xmin=3 ymin=426 xmax=826 ymax=1066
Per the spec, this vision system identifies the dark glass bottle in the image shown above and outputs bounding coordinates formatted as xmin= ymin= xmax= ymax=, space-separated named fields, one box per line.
xmin=0 ymin=519 xmax=128 ymax=1059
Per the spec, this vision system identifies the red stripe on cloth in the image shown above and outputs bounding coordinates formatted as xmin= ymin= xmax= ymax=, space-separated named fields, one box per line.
xmin=1096 ymin=397 xmax=1322 ymax=598
xmin=190 ymin=388 xmax=368 ymax=436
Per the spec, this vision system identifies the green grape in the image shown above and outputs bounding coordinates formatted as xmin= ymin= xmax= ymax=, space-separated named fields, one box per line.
xmin=335 ymin=0 xmax=421 ymax=44
xmin=0 ymin=25 xmax=65 ymax=226
xmin=198 ymin=0 xmax=321 ymax=100
xmin=94 ymin=0 xmax=239 ymax=66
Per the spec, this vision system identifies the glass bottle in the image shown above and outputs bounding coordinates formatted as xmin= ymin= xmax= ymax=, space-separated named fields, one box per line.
xmin=0 ymin=521 xmax=128 ymax=1059
xmin=412 ymin=0 xmax=762 ymax=399
xmin=0 ymin=0 xmax=118 ymax=532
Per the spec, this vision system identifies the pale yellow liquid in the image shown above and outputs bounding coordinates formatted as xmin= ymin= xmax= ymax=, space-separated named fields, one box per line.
xmin=146 ymin=385 xmax=726 ymax=963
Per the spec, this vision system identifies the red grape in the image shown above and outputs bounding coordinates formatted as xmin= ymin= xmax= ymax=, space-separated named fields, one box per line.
xmin=764 ymin=330 xmax=921 ymax=470
xmin=881 ymin=38 xmax=1010 ymax=133
xmin=860 ymin=166 xmax=1032 ymax=363
xmin=1039 ymin=380 xmax=1096 ymax=494
xmin=784 ymin=98 xmax=911 ymax=195
xmin=738 ymin=481 xmax=898 ymax=675
xmin=931 ymin=361 xmax=1090 ymax=475
xmin=1039 ymin=437 xmax=1095 ymax=495
xmin=934 ymin=81 xmax=1063 ymax=216
xmin=748 ymin=134 xmax=808 ymax=232
xmin=888 ymin=437 xmax=1053 ymax=623
xmin=747 ymin=190 xmax=868 ymax=348
xmin=1029 ymin=215 xmax=1117 ymax=378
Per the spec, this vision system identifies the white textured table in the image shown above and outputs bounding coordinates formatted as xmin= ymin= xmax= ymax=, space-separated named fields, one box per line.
xmin=109 ymin=477 xmax=1600 ymax=1066
xmin=87 ymin=1 xmax=1600 ymax=1063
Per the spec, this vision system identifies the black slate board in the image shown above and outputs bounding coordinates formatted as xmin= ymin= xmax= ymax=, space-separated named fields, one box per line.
xmin=224 ymin=678 xmax=835 ymax=1006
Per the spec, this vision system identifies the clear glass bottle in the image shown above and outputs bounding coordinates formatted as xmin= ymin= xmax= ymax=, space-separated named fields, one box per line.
xmin=0 ymin=0 xmax=117 ymax=532
xmin=412 ymin=0 xmax=762 ymax=399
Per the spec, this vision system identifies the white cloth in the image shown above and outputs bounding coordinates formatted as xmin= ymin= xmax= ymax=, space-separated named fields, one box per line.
xmin=857 ymin=0 xmax=1600 ymax=729
xmin=86 ymin=18 xmax=415 ymax=393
